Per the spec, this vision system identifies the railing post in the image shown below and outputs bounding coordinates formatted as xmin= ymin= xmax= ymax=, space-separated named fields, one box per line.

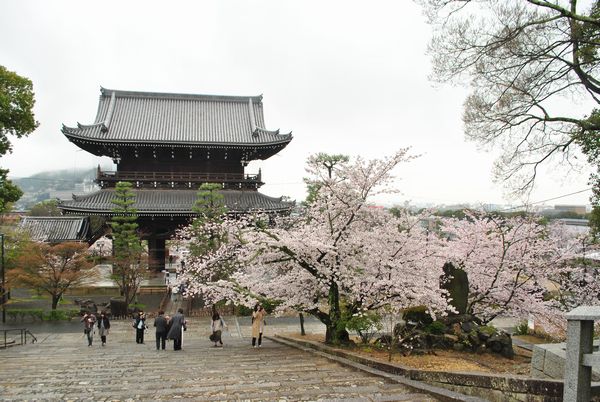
xmin=1 ymin=233 xmax=5 ymax=324
xmin=564 ymin=306 xmax=600 ymax=401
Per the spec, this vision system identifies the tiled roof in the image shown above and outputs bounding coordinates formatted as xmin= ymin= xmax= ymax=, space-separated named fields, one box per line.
xmin=58 ymin=189 xmax=294 ymax=216
xmin=62 ymin=88 xmax=292 ymax=147
xmin=20 ymin=216 xmax=91 ymax=243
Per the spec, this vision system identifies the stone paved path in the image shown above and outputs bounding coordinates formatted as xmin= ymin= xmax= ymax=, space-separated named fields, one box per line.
xmin=1 ymin=319 xmax=440 ymax=401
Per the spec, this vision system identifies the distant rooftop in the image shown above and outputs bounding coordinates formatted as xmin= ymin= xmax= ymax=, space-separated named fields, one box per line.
xmin=20 ymin=216 xmax=91 ymax=243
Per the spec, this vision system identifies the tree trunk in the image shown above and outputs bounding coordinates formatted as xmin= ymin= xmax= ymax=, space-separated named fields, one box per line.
xmin=325 ymin=282 xmax=349 ymax=344
xmin=51 ymin=294 xmax=60 ymax=310
xmin=299 ymin=313 xmax=305 ymax=336
xmin=124 ymin=285 xmax=132 ymax=307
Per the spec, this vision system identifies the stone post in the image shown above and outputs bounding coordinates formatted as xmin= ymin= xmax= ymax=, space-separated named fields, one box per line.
xmin=564 ymin=306 xmax=600 ymax=401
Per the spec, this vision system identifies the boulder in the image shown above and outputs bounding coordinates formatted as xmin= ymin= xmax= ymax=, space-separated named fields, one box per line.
xmin=485 ymin=331 xmax=514 ymax=358
xmin=428 ymin=334 xmax=453 ymax=349
xmin=460 ymin=321 xmax=475 ymax=333
xmin=453 ymin=343 xmax=465 ymax=352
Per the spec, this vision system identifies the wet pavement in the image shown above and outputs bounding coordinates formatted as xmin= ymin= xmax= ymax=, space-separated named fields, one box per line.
xmin=0 ymin=317 xmax=442 ymax=401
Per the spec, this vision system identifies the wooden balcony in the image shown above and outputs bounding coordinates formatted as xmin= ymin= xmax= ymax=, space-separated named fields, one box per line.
xmin=96 ymin=169 xmax=263 ymax=190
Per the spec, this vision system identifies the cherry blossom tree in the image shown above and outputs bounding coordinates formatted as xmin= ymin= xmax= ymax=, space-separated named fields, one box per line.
xmin=439 ymin=212 xmax=577 ymax=325
xmin=176 ymin=150 xmax=450 ymax=343
xmin=541 ymin=230 xmax=600 ymax=334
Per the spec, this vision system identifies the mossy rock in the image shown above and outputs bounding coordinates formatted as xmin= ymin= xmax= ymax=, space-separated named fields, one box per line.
xmin=479 ymin=325 xmax=497 ymax=336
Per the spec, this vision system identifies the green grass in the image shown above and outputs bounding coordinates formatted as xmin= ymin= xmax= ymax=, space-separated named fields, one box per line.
xmin=57 ymin=298 xmax=73 ymax=305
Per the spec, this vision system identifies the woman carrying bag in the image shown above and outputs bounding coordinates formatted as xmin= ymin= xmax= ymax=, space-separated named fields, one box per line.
xmin=251 ymin=304 xmax=266 ymax=348
xmin=210 ymin=311 xmax=227 ymax=347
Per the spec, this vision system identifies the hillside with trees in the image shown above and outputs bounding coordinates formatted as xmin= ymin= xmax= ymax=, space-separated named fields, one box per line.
xmin=12 ymin=167 xmax=100 ymax=210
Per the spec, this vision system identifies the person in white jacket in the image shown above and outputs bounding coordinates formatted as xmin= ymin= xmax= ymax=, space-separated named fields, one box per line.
xmin=210 ymin=311 xmax=227 ymax=347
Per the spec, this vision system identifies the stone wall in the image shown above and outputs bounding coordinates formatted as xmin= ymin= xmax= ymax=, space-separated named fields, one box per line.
xmin=531 ymin=341 xmax=600 ymax=380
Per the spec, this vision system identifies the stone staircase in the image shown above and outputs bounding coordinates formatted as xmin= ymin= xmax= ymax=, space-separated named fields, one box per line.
xmin=0 ymin=319 xmax=441 ymax=401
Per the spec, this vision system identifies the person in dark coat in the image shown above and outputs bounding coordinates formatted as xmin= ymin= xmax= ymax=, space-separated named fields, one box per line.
xmin=133 ymin=311 xmax=147 ymax=344
xmin=167 ymin=308 xmax=186 ymax=350
xmin=154 ymin=310 xmax=168 ymax=350
xmin=97 ymin=311 xmax=111 ymax=346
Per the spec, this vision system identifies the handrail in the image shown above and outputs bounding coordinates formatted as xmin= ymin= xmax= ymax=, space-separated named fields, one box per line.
xmin=97 ymin=170 xmax=261 ymax=183
xmin=0 ymin=328 xmax=37 ymax=349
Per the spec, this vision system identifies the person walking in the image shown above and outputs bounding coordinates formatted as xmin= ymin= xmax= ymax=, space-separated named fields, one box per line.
xmin=210 ymin=311 xmax=227 ymax=347
xmin=170 ymin=286 xmax=179 ymax=303
xmin=167 ymin=308 xmax=186 ymax=351
xmin=133 ymin=311 xmax=147 ymax=344
xmin=97 ymin=311 xmax=111 ymax=346
xmin=251 ymin=304 xmax=266 ymax=348
xmin=81 ymin=312 xmax=96 ymax=347
xmin=154 ymin=310 xmax=168 ymax=350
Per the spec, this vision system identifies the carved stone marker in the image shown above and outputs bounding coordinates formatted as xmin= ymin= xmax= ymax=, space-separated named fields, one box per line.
xmin=440 ymin=262 xmax=469 ymax=315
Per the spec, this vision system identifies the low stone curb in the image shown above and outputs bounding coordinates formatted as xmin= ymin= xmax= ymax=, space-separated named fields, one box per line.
xmin=270 ymin=334 xmax=597 ymax=402
xmin=269 ymin=335 xmax=485 ymax=402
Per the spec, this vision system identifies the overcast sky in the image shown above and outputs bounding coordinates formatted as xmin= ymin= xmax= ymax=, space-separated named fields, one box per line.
xmin=0 ymin=0 xmax=592 ymax=207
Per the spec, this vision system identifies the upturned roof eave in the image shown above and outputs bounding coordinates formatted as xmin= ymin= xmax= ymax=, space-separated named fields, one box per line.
xmin=58 ymin=189 xmax=295 ymax=215
xmin=59 ymin=207 xmax=293 ymax=215
xmin=61 ymin=128 xmax=293 ymax=148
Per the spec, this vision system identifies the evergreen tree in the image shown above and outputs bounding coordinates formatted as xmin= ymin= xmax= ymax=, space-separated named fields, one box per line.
xmin=110 ymin=181 xmax=145 ymax=306
xmin=303 ymin=153 xmax=348 ymax=205
xmin=189 ymin=183 xmax=228 ymax=256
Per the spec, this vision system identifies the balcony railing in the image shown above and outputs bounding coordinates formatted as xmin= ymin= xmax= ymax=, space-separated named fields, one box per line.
xmin=96 ymin=169 xmax=263 ymax=189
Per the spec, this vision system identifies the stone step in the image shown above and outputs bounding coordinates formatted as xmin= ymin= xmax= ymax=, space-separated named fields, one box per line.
xmin=0 ymin=319 xmax=442 ymax=401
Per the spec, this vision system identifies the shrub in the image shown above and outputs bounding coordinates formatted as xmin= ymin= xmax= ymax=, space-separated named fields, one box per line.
xmin=402 ymin=306 xmax=433 ymax=327
xmin=43 ymin=309 xmax=80 ymax=321
xmin=346 ymin=312 xmax=383 ymax=344
xmin=479 ymin=325 xmax=498 ymax=336
xmin=424 ymin=320 xmax=446 ymax=335
xmin=7 ymin=308 xmax=81 ymax=322
xmin=514 ymin=321 xmax=529 ymax=336
xmin=128 ymin=303 xmax=146 ymax=311
xmin=6 ymin=309 xmax=44 ymax=322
